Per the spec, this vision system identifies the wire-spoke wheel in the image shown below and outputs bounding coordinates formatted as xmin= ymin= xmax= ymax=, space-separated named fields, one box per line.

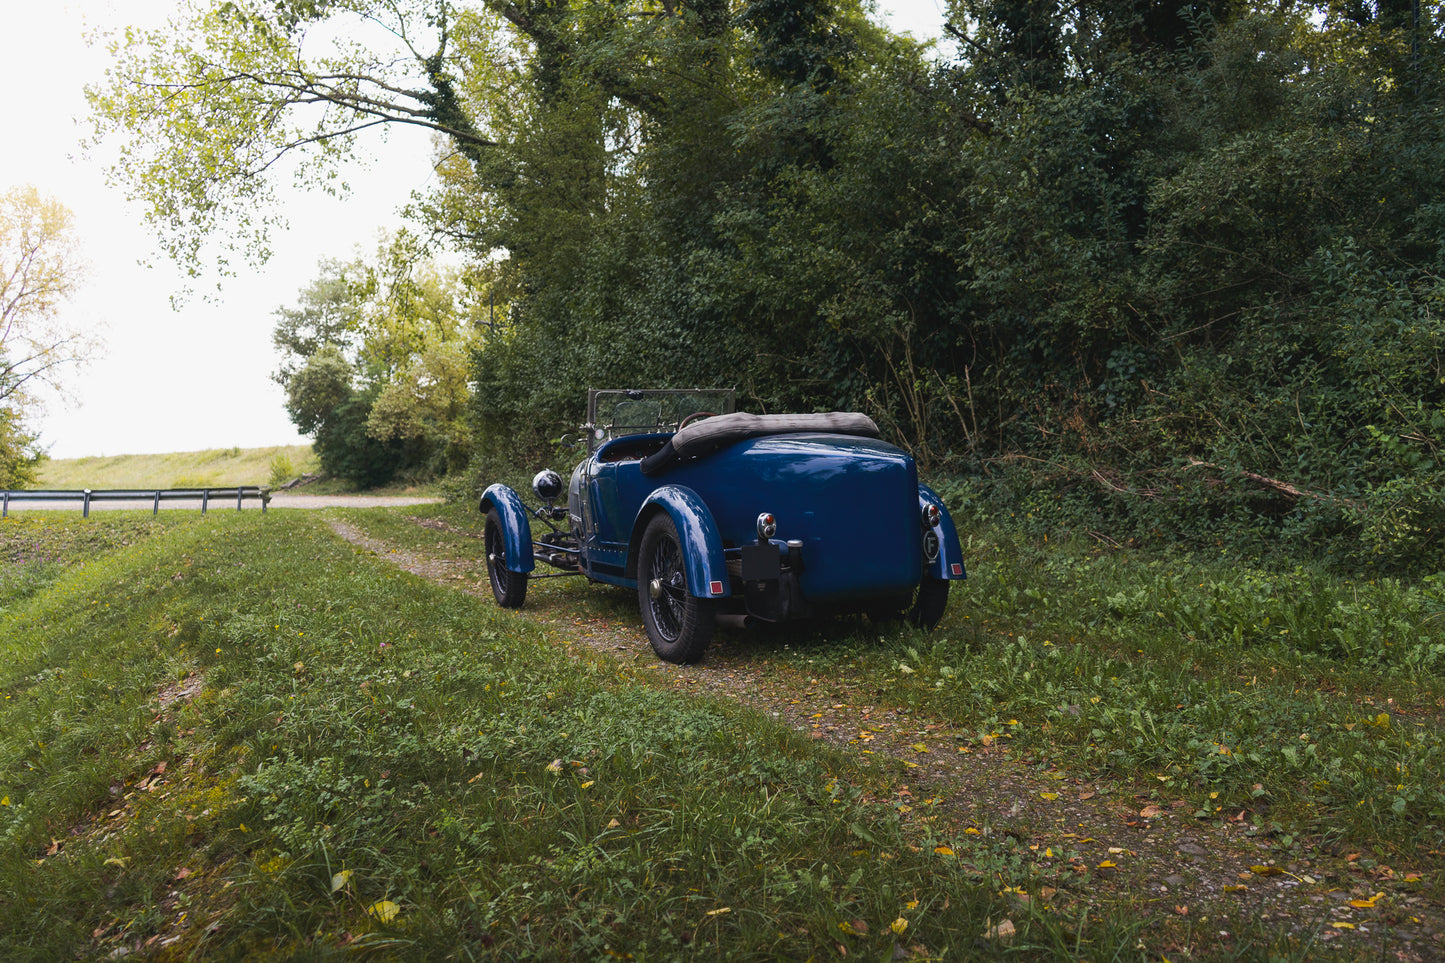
xmin=908 ymin=576 xmax=949 ymax=628
xmin=484 ymin=508 xmax=528 ymax=608
xmin=637 ymin=513 xmax=715 ymax=664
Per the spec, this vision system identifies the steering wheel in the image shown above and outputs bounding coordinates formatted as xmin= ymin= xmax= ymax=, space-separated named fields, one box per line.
xmin=678 ymin=411 xmax=716 ymax=430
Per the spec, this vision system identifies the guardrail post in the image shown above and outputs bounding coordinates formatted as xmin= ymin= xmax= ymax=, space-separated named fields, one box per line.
xmin=237 ymin=488 xmax=244 ymax=511
xmin=2 ymin=492 xmax=8 ymax=517
xmin=201 ymin=490 xmax=209 ymax=514
xmin=83 ymin=489 xmax=91 ymax=518
xmin=153 ymin=491 xmax=161 ymax=515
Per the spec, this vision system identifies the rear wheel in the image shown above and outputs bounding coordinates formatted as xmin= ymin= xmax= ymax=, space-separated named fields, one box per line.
xmin=484 ymin=508 xmax=528 ymax=608
xmin=908 ymin=577 xmax=949 ymax=628
xmin=637 ymin=514 xmax=715 ymax=664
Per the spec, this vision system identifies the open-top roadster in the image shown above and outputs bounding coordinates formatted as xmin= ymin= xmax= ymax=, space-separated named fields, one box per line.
xmin=480 ymin=389 xmax=965 ymax=663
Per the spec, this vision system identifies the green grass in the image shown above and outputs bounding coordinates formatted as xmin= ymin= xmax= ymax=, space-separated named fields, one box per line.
xmin=0 ymin=512 xmax=1020 ymax=960
xmin=33 ymin=445 xmax=320 ymax=490
xmin=2 ymin=509 xmax=1440 ymax=960
xmin=339 ymin=503 xmax=1445 ymax=860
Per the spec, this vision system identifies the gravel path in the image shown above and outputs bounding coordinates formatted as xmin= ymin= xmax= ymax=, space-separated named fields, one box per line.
xmin=326 ymin=513 xmax=1445 ymax=960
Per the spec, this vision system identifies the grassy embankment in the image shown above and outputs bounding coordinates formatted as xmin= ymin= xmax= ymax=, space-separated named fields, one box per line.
xmin=35 ymin=446 xmax=320 ymax=490
xmin=0 ymin=507 xmax=1441 ymax=959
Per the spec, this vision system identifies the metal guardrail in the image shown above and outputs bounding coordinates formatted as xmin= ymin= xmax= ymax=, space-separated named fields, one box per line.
xmin=1 ymin=487 xmax=271 ymax=518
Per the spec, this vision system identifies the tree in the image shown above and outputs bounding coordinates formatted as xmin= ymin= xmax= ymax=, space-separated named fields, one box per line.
xmin=85 ymin=0 xmax=497 ymax=276
xmin=1 ymin=186 xmax=95 ymax=485
xmin=275 ymin=233 xmax=479 ymax=484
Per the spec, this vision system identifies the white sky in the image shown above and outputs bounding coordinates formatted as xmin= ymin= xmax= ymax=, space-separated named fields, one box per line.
xmin=2 ymin=0 xmax=947 ymax=460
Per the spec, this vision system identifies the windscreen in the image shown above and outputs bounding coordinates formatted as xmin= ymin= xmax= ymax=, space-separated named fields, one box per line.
xmin=587 ymin=389 xmax=736 ymax=449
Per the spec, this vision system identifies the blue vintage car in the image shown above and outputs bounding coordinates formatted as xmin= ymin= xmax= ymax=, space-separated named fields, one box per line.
xmin=480 ymin=389 xmax=965 ymax=663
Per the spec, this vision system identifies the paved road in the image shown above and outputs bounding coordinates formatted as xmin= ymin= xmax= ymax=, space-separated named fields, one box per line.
xmin=267 ymin=494 xmax=443 ymax=509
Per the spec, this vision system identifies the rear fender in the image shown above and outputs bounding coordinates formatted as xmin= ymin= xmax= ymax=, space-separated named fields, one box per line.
xmin=919 ymin=484 xmax=966 ymax=581
xmin=627 ymin=485 xmax=731 ymax=599
xmin=481 ymin=484 xmax=535 ymax=573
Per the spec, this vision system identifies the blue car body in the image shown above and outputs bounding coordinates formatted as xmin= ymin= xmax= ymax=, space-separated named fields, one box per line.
xmin=481 ymin=390 xmax=964 ymax=663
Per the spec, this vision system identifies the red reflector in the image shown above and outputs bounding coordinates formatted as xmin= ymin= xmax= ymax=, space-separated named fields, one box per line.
xmin=709 ymin=580 xmax=724 ymax=595
xmin=951 ymin=563 xmax=963 ymax=576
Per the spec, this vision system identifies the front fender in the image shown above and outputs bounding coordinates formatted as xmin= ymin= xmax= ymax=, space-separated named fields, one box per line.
xmin=919 ymin=484 xmax=966 ymax=581
xmin=628 ymin=485 xmax=731 ymax=599
xmin=480 ymin=483 xmax=535 ymax=573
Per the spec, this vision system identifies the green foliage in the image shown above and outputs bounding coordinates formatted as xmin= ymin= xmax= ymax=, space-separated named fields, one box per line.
xmin=266 ymin=452 xmax=295 ymax=488
xmin=275 ymin=236 xmax=479 ymax=486
xmin=87 ymin=0 xmax=1445 ymax=571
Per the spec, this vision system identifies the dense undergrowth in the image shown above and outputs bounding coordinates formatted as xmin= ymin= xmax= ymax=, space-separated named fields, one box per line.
xmin=1 ymin=509 xmax=1441 ymax=960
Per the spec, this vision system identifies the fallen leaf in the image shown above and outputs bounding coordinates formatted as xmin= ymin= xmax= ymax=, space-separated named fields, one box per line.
xmin=1139 ymin=805 xmax=1163 ymax=818
xmin=1040 ymin=792 xmax=1059 ymax=801
xmin=1330 ymin=922 xmax=1355 ymax=930
xmin=934 ymin=846 xmax=955 ymax=856
xmin=331 ymin=870 xmax=353 ymax=893
xmin=175 ymin=867 xmax=193 ymax=880
xmin=1097 ymin=860 xmax=1117 ymax=869
xmin=1250 ymin=865 xmax=1284 ymax=876
xmin=983 ymin=919 xmax=1016 ymax=942
xmin=368 ymin=900 xmax=400 ymax=924
xmin=705 ymin=907 xmax=731 ymax=917
xmin=1174 ymin=905 xmax=1189 ymax=916
xmin=545 ymin=759 xmax=564 ymax=772
xmin=891 ymin=917 xmax=908 ymax=935
xmin=1223 ymin=885 xmax=1247 ymax=893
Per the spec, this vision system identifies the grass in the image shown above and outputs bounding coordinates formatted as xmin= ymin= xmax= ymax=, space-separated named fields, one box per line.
xmin=1 ymin=507 xmax=1440 ymax=959
xmin=33 ymin=445 xmax=320 ymax=490
xmin=0 ymin=512 xmax=1017 ymax=960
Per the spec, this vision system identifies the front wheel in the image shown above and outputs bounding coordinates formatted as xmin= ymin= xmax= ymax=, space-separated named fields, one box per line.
xmin=637 ymin=514 xmax=715 ymax=664
xmin=484 ymin=508 xmax=528 ymax=608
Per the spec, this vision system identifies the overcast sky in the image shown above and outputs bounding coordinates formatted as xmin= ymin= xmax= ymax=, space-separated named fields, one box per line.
xmin=1 ymin=0 xmax=947 ymax=460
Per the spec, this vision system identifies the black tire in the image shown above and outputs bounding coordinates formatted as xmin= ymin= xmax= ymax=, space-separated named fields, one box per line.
xmin=637 ymin=513 xmax=716 ymax=664
xmin=908 ymin=576 xmax=950 ymax=629
xmin=484 ymin=508 xmax=528 ymax=609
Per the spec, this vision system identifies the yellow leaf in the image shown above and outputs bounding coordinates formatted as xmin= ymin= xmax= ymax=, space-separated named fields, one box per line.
xmin=934 ymin=846 xmax=955 ymax=856
xmin=905 ymin=900 xmax=919 ymax=910
xmin=705 ymin=907 xmax=731 ymax=917
xmin=368 ymin=900 xmax=401 ymax=924
xmin=912 ymin=743 xmax=928 ymax=753
xmin=1223 ymin=885 xmax=1247 ymax=893
xmin=891 ymin=917 xmax=908 ymax=935
xmin=546 ymin=759 xmax=564 ymax=772
xmin=964 ymin=827 xmax=981 ymax=835
xmin=331 ymin=870 xmax=353 ymax=893
xmin=103 ymin=857 xmax=129 ymax=869
xmin=580 ymin=781 xmax=595 ymax=789
xmin=0 ymin=796 xmax=7 ymax=806
xmin=1250 ymin=865 xmax=1284 ymax=876
xmin=1097 ymin=860 xmax=1116 ymax=869
xmin=1330 ymin=922 xmax=1355 ymax=930
xmin=1040 ymin=792 xmax=1059 ymax=800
